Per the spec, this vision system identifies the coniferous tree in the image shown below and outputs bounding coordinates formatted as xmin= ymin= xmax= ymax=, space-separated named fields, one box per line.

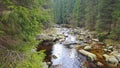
xmin=96 ymin=0 xmax=115 ymax=33
xmin=73 ymin=0 xmax=86 ymax=27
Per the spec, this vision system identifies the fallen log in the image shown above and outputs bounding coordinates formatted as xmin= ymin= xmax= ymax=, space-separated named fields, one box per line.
xmin=78 ymin=49 xmax=97 ymax=61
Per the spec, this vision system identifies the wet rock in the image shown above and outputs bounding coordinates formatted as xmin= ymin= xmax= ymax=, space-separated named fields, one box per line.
xmin=79 ymin=49 xmax=97 ymax=61
xmin=107 ymin=46 xmax=114 ymax=52
xmin=63 ymin=41 xmax=81 ymax=46
xmin=83 ymin=37 xmax=92 ymax=44
xmin=103 ymin=54 xmax=119 ymax=66
xmin=52 ymin=55 xmax=58 ymax=59
xmin=110 ymin=51 xmax=120 ymax=63
xmin=58 ymin=38 xmax=65 ymax=42
xmin=97 ymin=62 xmax=104 ymax=67
xmin=78 ymin=36 xmax=84 ymax=41
xmin=56 ymin=34 xmax=65 ymax=40
xmin=108 ymin=46 xmax=113 ymax=49
xmin=103 ymin=49 xmax=108 ymax=52
xmin=84 ymin=46 xmax=92 ymax=50
xmin=83 ymin=44 xmax=89 ymax=46
xmin=36 ymin=34 xmax=54 ymax=41
xmin=92 ymin=38 xmax=99 ymax=42
xmin=73 ymin=29 xmax=81 ymax=35
xmin=97 ymin=42 xmax=105 ymax=45
xmin=74 ymin=45 xmax=83 ymax=50
xmin=36 ymin=34 xmax=66 ymax=43
xmin=43 ymin=62 xmax=48 ymax=68
xmin=53 ymin=64 xmax=62 ymax=68
xmin=81 ymin=62 xmax=88 ymax=67
xmin=104 ymin=46 xmax=114 ymax=52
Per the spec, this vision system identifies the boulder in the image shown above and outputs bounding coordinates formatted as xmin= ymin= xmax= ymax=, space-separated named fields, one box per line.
xmin=57 ymin=34 xmax=65 ymax=39
xmin=83 ymin=44 xmax=89 ymax=46
xmin=63 ymin=41 xmax=81 ymax=46
xmin=103 ymin=49 xmax=108 ymax=52
xmin=52 ymin=55 xmax=58 ymax=59
xmin=78 ymin=49 xmax=97 ymax=61
xmin=36 ymin=34 xmax=65 ymax=42
xmin=104 ymin=46 xmax=114 ymax=52
xmin=36 ymin=34 xmax=54 ymax=41
xmin=92 ymin=38 xmax=99 ymax=42
xmin=73 ymin=29 xmax=81 ymax=35
xmin=103 ymin=54 xmax=119 ymax=66
xmin=116 ymin=55 xmax=120 ymax=63
xmin=97 ymin=62 xmax=104 ymax=67
xmin=75 ymin=45 xmax=83 ymax=50
xmin=78 ymin=36 xmax=84 ymax=41
xmin=108 ymin=46 xmax=114 ymax=52
xmin=110 ymin=51 xmax=120 ymax=62
xmin=53 ymin=64 xmax=62 ymax=68
xmin=43 ymin=62 xmax=48 ymax=68
xmin=84 ymin=46 xmax=92 ymax=50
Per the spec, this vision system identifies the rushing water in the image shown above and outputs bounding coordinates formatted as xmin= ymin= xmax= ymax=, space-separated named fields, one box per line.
xmin=52 ymin=28 xmax=82 ymax=68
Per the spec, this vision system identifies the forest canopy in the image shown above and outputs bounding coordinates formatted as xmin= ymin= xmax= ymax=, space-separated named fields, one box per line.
xmin=53 ymin=0 xmax=120 ymax=40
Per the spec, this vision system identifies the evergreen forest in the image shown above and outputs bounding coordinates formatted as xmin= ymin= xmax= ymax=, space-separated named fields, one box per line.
xmin=0 ymin=0 xmax=120 ymax=68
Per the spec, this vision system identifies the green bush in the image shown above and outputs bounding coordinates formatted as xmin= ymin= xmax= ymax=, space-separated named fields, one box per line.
xmin=16 ymin=51 xmax=45 ymax=68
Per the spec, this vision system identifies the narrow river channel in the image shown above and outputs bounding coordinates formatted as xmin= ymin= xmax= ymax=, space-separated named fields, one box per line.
xmin=52 ymin=27 xmax=82 ymax=68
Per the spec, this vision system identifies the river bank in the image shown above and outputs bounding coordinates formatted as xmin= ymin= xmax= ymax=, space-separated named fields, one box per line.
xmin=35 ymin=25 xmax=120 ymax=68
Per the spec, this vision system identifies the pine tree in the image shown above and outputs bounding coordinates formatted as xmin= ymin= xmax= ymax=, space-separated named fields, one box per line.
xmin=96 ymin=0 xmax=115 ymax=33
xmin=73 ymin=0 xmax=86 ymax=27
xmin=84 ymin=0 xmax=98 ymax=30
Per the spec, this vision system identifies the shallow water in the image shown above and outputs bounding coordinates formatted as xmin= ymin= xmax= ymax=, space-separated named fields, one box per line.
xmin=52 ymin=28 xmax=82 ymax=68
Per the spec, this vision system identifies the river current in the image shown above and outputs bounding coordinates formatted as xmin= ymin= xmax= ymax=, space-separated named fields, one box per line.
xmin=52 ymin=28 xmax=82 ymax=68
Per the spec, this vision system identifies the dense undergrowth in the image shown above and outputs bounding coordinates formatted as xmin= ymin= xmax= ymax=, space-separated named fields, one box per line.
xmin=0 ymin=0 xmax=53 ymax=68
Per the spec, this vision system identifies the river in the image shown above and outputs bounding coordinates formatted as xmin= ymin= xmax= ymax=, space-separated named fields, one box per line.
xmin=41 ymin=26 xmax=120 ymax=68
xmin=51 ymin=27 xmax=82 ymax=68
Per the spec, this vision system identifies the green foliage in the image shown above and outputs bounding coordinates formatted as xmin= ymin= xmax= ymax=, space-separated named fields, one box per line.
xmin=16 ymin=51 xmax=45 ymax=68
xmin=109 ymin=19 xmax=120 ymax=40
xmin=96 ymin=0 xmax=115 ymax=32
xmin=1 ymin=0 xmax=53 ymax=40
xmin=73 ymin=0 xmax=85 ymax=27
xmin=0 ymin=0 xmax=53 ymax=68
xmin=53 ymin=0 xmax=75 ymax=24
xmin=109 ymin=0 xmax=120 ymax=40
xmin=1 ymin=0 xmax=13 ymax=5
xmin=1 ymin=6 xmax=43 ymax=40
